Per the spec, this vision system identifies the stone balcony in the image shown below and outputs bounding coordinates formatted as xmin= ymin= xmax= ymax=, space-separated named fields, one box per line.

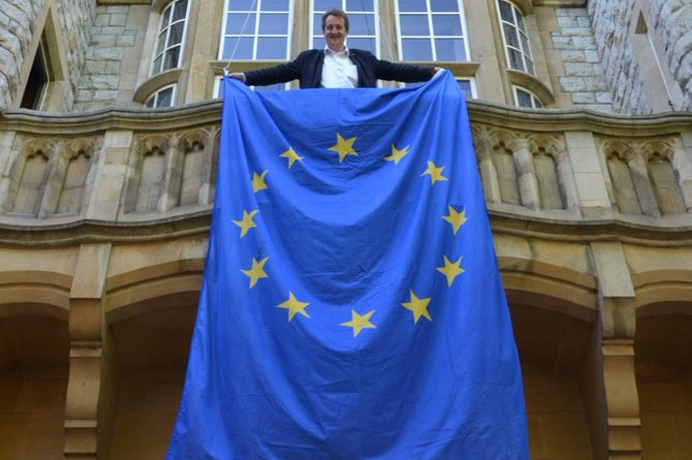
xmin=1 ymin=100 xmax=691 ymax=459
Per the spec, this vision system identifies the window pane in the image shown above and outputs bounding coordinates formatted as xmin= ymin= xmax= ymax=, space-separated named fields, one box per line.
xmin=348 ymin=14 xmax=375 ymax=35
xmin=163 ymin=46 xmax=180 ymax=70
xmin=456 ymin=79 xmax=471 ymax=96
xmin=520 ymin=33 xmax=530 ymax=53
xmin=432 ymin=15 xmax=462 ymax=35
xmin=312 ymin=37 xmax=322 ymax=49
xmin=314 ymin=0 xmax=338 ymax=11
xmin=430 ymin=0 xmax=458 ymax=13
xmin=398 ymin=0 xmax=427 ymax=13
xmin=262 ymin=0 xmax=289 ymax=10
xmin=434 ymin=38 xmax=465 ymax=60
xmin=156 ymin=87 xmax=174 ymax=108
xmin=146 ymin=97 xmax=155 ymax=108
xmin=161 ymin=5 xmax=172 ymax=29
xmin=169 ymin=21 xmax=185 ymax=45
xmin=525 ymin=58 xmax=534 ymax=75
xmin=347 ymin=37 xmax=376 ymax=54
xmin=402 ymin=38 xmax=432 ymax=60
xmin=152 ymin=55 xmax=162 ymax=73
xmin=256 ymin=37 xmax=287 ymax=58
xmin=498 ymin=0 xmax=513 ymax=22
xmin=516 ymin=88 xmax=532 ymax=107
xmin=314 ymin=13 xmax=323 ymax=34
xmin=400 ymin=15 xmax=429 ymax=35
xmin=503 ymin=23 xmax=519 ymax=48
xmin=509 ymin=48 xmax=523 ymax=70
xmin=347 ymin=0 xmax=373 ymax=12
xmin=533 ymin=96 xmax=543 ymax=108
xmin=516 ymin=8 xmax=526 ymax=33
xmin=173 ymin=0 xmax=188 ymax=21
xmin=259 ymin=14 xmax=288 ymax=34
xmin=222 ymin=36 xmax=254 ymax=59
xmin=227 ymin=13 xmax=256 ymax=34
xmin=227 ymin=0 xmax=257 ymax=11
xmin=155 ymin=33 xmax=166 ymax=55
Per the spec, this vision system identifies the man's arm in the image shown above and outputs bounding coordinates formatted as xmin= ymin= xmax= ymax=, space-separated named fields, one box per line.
xmin=228 ymin=51 xmax=311 ymax=86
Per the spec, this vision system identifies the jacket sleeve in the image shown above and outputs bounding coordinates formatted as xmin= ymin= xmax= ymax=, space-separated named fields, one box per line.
xmin=243 ymin=51 xmax=308 ymax=86
xmin=367 ymin=52 xmax=434 ymax=83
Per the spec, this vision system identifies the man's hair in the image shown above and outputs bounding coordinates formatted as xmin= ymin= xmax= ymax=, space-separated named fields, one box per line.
xmin=321 ymin=8 xmax=349 ymax=32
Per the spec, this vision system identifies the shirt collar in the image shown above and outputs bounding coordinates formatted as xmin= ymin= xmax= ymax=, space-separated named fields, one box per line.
xmin=324 ymin=45 xmax=350 ymax=57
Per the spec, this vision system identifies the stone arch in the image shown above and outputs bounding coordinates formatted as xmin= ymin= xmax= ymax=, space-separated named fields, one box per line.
xmin=175 ymin=128 xmax=213 ymax=208
xmin=50 ymin=137 xmax=101 ymax=217
xmin=602 ymin=140 xmax=644 ymax=215
xmin=5 ymin=138 xmax=56 ymax=216
xmin=642 ymin=140 xmax=686 ymax=215
xmin=103 ymin=261 xmax=203 ymax=460
xmin=528 ymin=135 xmax=569 ymax=210
xmin=123 ymin=135 xmax=171 ymax=213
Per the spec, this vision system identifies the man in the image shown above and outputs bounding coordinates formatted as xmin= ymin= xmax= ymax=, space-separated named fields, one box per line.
xmin=227 ymin=9 xmax=438 ymax=88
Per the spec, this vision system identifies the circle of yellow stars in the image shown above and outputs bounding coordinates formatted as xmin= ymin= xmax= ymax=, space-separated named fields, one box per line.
xmin=232 ymin=131 xmax=469 ymax=337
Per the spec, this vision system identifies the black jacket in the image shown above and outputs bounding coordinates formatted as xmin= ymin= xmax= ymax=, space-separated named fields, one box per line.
xmin=244 ymin=49 xmax=434 ymax=88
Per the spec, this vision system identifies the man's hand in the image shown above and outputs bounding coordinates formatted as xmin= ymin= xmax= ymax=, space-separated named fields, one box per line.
xmin=226 ymin=72 xmax=245 ymax=82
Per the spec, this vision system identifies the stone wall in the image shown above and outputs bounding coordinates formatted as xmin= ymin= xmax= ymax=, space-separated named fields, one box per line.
xmin=588 ymin=0 xmax=650 ymax=114
xmin=647 ymin=0 xmax=692 ymax=110
xmin=74 ymin=4 xmax=138 ymax=112
xmin=0 ymin=0 xmax=45 ymax=109
xmin=55 ymin=0 xmax=97 ymax=111
xmin=551 ymin=7 xmax=613 ymax=112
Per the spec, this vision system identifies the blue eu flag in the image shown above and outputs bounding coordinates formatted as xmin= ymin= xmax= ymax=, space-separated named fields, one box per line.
xmin=166 ymin=72 xmax=529 ymax=459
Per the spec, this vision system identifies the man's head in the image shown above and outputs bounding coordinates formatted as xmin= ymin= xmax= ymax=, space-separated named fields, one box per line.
xmin=322 ymin=9 xmax=349 ymax=52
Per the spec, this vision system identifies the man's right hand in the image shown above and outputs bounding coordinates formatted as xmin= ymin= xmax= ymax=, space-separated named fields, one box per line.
xmin=226 ymin=72 xmax=245 ymax=81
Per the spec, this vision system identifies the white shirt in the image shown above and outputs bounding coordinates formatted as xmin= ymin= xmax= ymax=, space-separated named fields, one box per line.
xmin=321 ymin=46 xmax=359 ymax=88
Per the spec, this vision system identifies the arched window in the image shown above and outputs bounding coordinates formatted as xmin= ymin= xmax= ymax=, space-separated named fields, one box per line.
xmin=497 ymin=0 xmax=534 ymax=75
xmin=513 ymin=85 xmax=542 ymax=108
xmin=146 ymin=84 xmax=177 ymax=108
xmin=151 ymin=0 xmax=191 ymax=75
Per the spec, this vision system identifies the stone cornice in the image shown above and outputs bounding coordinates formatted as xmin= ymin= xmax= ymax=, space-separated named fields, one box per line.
xmin=0 ymin=208 xmax=690 ymax=248
xmin=1 ymin=100 xmax=691 ymax=138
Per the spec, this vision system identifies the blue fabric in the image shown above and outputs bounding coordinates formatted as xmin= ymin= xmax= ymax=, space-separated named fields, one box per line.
xmin=166 ymin=72 xmax=529 ymax=460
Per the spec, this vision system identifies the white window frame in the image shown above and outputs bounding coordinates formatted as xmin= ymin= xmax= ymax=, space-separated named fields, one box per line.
xmin=151 ymin=0 xmax=192 ymax=76
xmin=213 ymin=75 xmax=288 ymax=97
xmin=394 ymin=0 xmax=471 ymax=62
xmin=146 ymin=83 xmax=177 ymax=108
xmin=512 ymin=85 xmax=542 ymax=108
xmin=309 ymin=0 xmax=380 ymax=57
xmin=219 ymin=0 xmax=294 ymax=61
xmin=402 ymin=76 xmax=476 ymax=97
xmin=496 ymin=0 xmax=534 ymax=75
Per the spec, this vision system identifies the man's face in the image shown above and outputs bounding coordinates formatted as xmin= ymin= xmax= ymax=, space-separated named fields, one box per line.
xmin=323 ymin=15 xmax=348 ymax=52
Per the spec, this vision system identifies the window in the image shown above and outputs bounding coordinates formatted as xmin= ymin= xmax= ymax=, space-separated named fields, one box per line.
xmin=214 ymin=76 xmax=288 ymax=98
xmin=513 ymin=85 xmax=542 ymax=108
xmin=146 ymin=84 xmax=176 ymax=108
xmin=396 ymin=0 xmax=469 ymax=61
xmin=151 ymin=0 xmax=191 ymax=75
xmin=21 ymin=38 xmax=51 ymax=110
xmin=311 ymin=0 xmax=378 ymax=55
xmin=497 ymin=0 xmax=533 ymax=75
xmin=220 ymin=0 xmax=292 ymax=60
xmin=404 ymin=77 xmax=476 ymax=97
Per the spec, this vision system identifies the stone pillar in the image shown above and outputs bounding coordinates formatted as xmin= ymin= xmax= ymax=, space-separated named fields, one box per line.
xmin=64 ymin=243 xmax=112 ymax=459
xmin=674 ymin=132 xmax=692 ymax=211
xmin=627 ymin=154 xmax=660 ymax=218
xmin=555 ymin=147 xmax=580 ymax=210
xmin=591 ymin=242 xmax=641 ymax=460
xmin=0 ymin=131 xmax=17 ymax=212
xmin=513 ymin=140 xmax=540 ymax=210
xmin=565 ymin=131 xmax=613 ymax=217
xmin=473 ymin=129 xmax=502 ymax=203
xmin=86 ymin=130 xmax=133 ymax=220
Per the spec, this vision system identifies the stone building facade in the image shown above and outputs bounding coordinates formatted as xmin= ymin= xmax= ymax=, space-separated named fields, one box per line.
xmin=0 ymin=0 xmax=691 ymax=459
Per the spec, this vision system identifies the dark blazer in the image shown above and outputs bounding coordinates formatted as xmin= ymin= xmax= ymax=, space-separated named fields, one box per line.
xmin=244 ymin=49 xmax=434 ymax=88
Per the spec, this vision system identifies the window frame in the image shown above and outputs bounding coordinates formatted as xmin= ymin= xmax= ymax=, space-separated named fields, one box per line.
xmin=309 ymin=0 xmax=380 ymax=56
xmin=512 ymin=85 xmax=542 ymax=108
xmin=219 ymin=0 xmax=295 ymax=61
xmin=496 ymin=0 xmax=534 ymax=76
xmin=150 ymin=0 xmax=193 ymax=76
xmin=145 ymin=83 xmax=177 ymax=108
xmin=394 ymin=0 xmax=471 ymax=62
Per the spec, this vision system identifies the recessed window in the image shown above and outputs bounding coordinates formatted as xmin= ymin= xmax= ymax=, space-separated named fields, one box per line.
xmin=220 ymin=0 xmax=292 ymax=60
xmin=513 ymin=85 xmax=542 ymax=108
xmin=146 ymin=84 xmax=176 ymax=108
xmin=396 ymin=0 xmax=469 ymax=61
xmin=311 ymin=0 xmax=378 ymax=55
xmin=497 ymin=0 xmax=534 ymax=75
xmin=21 ymin=39 xmax=51 ymax=110
xmin=151 ymin=0 xmax=191 ymax=76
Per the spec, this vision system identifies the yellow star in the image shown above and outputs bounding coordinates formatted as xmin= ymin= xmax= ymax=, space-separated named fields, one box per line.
xmin=437 ymin=255 xmax=464 ymax=287
xmin=401 ymin=290 xmax=432 ymax=324
xmin=277 ymin=291 xmax=310 ymax=321
xmin=421 ymin=160 xmax=448 ymax=185
xmin=328 ymin=132 xmax=358 ymax=163
xmin=252 ymin=170 xmax=268 ymax=193
xmin=341 ymin=309 xmax=376 ymax=337
xmin=280 ymin=147 xmax=303 ymax=168
xmin=240 ymin=256 xmax=269 ymax=288
xmin=232 ymin=209 xmax=258 ymax=237
xmin=442 ymin=205 xmax=467 ymax=234
xmin=384 ymin=144 xmax=409 ymax=164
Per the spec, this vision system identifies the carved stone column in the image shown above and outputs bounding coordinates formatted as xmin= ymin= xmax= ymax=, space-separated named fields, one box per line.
xmin=64 ymin=243 xmax=112 ymax=459
xmin=627 ymin=152 xmax=660 ymax=218
xmin=512 ymin=139 xmax=540 ymax=210
xmin=591 ymin=242 xmax=641 ymax=460
xmin=472 ymin=127 xmax=501 ymax=203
